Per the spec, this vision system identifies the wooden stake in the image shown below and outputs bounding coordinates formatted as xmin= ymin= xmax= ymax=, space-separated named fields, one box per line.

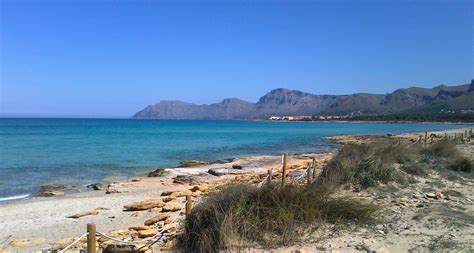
xmin=267 ymin=169 xmax=273 ymax=184
xmin=185 ymin=195 xmax=192 ymax=218
xmin=282 ymin=153 xmax=288 ymax=186
xmin=306 ymin=166 xmax=311 ymax=186
xmin=424 ymin=131 xmax=427 ymax=146
xmin=87 ymin=223 xmax=96 ymax=253
xmin=312 ymin=157 xmax=317 ymax=179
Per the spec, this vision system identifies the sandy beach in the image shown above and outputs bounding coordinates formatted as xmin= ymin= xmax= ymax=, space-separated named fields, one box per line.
xmin=1 ymin=127 xmax=472 ymax=252
xmin=0 ymin=152 xmax=332 ymax=252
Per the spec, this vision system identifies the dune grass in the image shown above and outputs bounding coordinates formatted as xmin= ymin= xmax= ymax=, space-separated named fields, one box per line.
xmin=317 ymin=141 xmax=416 ymax=189
xmin=181 ymin=138 xmax=472 ymax=252
xmin=181 ymin=184 xmax=379 ymax=252
xmin=318 ymin=139 xmax=473 ymax=189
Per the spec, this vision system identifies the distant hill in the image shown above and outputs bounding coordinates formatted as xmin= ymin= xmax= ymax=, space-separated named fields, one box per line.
xmin=133 ymin=80 xmax=474 ymax=119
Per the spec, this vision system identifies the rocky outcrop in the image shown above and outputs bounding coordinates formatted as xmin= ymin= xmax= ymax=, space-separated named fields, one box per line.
xmin=37 ymin=184 xmax=66 ymax=197
xmin=37 ymin=190 xmax=64 ymax=197
xmin=123 ymin=199 xmax=165 ymax=211
xmin=208 ymin=168 xmax=245 ymax=176
xmin=178 ymin=160 xmax=208 ymax=167
xmin=147 ymin=168 xmax=169 ymax=177
xmin=87 ymin=183 xmax=105 ymax=191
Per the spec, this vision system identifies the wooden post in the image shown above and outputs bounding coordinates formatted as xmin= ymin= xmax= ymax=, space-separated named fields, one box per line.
xmin=282 ymin=153 xmax=288 ymax=186
xmin=87 ymin=223 xmax=96 ymax=253
xmin=430 ymin=135 xmax=434 ymax=144
xmin=306 ymin=166 xmax=311 ymax=186
xmin=267 ymin=169 xmax=273 ymax=184
xmin=185 ymin=195 xmax=192 ymax=218
xmin=312 ymin=157 xmax=317 ymax=179
xmin=418 ymin=136 xmax=422 ymax=144
xmin=445 ymin=133 xmax=447 ymax=139
xmin=424 ymin=131 xmax=427 ymax=146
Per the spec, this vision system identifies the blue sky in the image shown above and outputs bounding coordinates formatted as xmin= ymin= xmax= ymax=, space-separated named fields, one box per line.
xmin=1 ymin=0 xmax=472 ymax=117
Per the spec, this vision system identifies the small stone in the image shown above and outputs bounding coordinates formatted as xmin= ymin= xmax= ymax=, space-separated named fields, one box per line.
xmin=171 ymin=190 xmax=192 ymax=198
xmin=294 ymin=250 xmax=307 ymax=253
xmin=162 ymin=202 xmax=182 ymax=212
xmin=105 ymin=184 xmax=120 ymax=194
xmin=162 ymin=196 xmax=176 ymax=202
xmin=232 ymin=164 xmax=243 ymax=170
xmin=364 ymin=245 xmax=375 ymax=253
xmin=144 ymin=213 xmax=172 ymax=225
xmin=67 ymin=209 xmax=99 ymax=219
xmin=129 ymin=225 xmax=151 ymax=231
xmin=161 ymin=190 xmax=175 ymax=196
xmin=51 ymin=238 xmax=75 ymax=251
xmin=178 ymin=160 xmax=208 ymax=167
xmin=10 ymin=240 xmax=29 ymax=248
xmin=124 ymin=199 xmax=165 ymax=211
xmin=136 ymin=229 xmax=157 ymax=238
xmin=425 ymin=193 xmax=437 ymax=199
xmin=148 ymin=169 xmax=168 ymax=177
xmin=87 ymin=183 xmax=105 ymax=191
xmin=190 ymin=184 xmax=209 ymax=193
xmin=30 ymin=238 xmax=46 ymax=244
xmin=191 ymin=191 xmax=202 ymax=197
xmin=37 ymin=190 xmax=64 ymax=197
xmin=208 ymin=168 xmax=229 ymax=176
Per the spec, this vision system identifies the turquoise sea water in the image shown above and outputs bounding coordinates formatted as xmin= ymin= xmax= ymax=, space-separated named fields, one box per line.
xmin=0 ymin=118 xmax=470 ymax=200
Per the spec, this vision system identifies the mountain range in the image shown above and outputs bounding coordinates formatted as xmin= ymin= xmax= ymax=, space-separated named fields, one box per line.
xmin=133 ymin=80 xmax=474 ymax=119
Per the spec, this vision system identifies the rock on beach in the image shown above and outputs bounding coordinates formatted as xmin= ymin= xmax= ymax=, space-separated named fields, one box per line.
xmin=123 ymin=199 xmax=165 ymax=211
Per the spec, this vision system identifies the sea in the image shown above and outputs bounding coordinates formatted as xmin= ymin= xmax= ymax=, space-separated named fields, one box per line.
xmin=0 ymin=118 xmax=470 ymax=201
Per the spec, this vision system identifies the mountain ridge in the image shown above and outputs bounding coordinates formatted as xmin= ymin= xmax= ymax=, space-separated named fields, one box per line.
xmin=133 ymin=80 xmax=474 ymax=119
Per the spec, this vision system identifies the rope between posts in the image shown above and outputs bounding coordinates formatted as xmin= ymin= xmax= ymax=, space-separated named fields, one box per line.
xmin=140 ymin=200 xmax=188 ymax=249
xmin=95 ymin=201 xmax=188 ymax=246
xmin=58 ymin=232 xmax=88 ymax=253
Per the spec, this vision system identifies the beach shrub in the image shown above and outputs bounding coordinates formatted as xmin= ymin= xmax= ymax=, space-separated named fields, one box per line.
xmin=319 ymin=139 xmax=473 ymax=189
xmin=181 ymin=184 xmax=379 ymax=252
xmin=423 ymin=139 xmax=460 ymax=158
xmin=318 ymin=141 xmax=414 ymax=189
xmin=449 ymin=157 xmax=473 ymax=173
xmin=400 ymin=161 xmax=429 ymax=176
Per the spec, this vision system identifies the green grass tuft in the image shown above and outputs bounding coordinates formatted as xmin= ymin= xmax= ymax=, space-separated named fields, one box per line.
xmin=181 ymin=184 xmax=379 ymax=252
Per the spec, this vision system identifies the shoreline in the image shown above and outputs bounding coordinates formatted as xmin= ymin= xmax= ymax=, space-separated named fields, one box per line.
xmin=1 ymin=123 xmax=470 ymax=204
xmin=0 ymin=152 xmax=333 ymax=251
xmin=0 ymin=126 xmax=471 ymax=251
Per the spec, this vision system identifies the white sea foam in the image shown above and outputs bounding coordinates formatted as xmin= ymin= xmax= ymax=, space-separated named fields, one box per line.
xmin=0 ymin=193 xmax=30 ymax=202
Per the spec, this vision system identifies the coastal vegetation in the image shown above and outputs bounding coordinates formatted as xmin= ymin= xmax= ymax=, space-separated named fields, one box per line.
xmin=181 ymin=137 xmax=473 ymax=252
xmin=181 ymin=184 xmax=380 ymax=252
